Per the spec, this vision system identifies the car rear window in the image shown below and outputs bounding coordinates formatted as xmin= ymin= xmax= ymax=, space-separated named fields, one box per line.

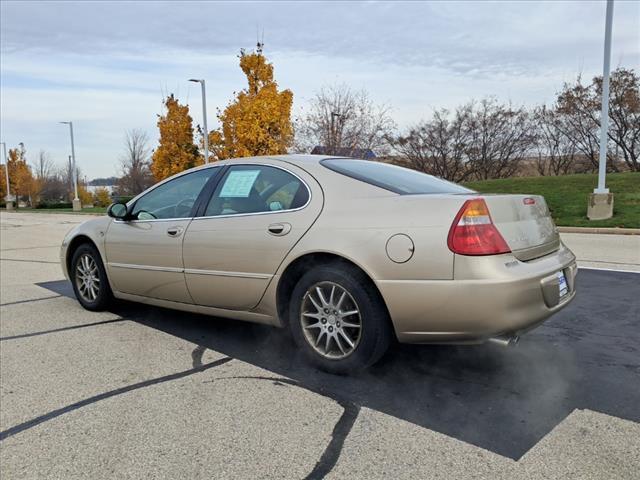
xmin=321 ymin=158 xmax=474 ymax=195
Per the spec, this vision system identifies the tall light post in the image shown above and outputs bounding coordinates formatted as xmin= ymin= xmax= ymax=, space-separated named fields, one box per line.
xmin=330 ymin=111 xmax=344 ymax=154
xmin=0 ymin=142 xmax=14 ymax=210
xmin=588 ymin=0 xmax=615 ymax=220
xmin=189 ymin=79 xmax=209 ymax=164
xmin=60 ymin=121 xmax=81 ymax=211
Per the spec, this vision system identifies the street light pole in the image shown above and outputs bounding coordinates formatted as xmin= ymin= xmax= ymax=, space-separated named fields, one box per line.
xmin=331 ymin=112 xmax=343 ymax=155
xmin=189 ymin=79 xmax=209 ymax=164
xmin=588 ymin=0 xmax=615 ymax=220
xmin=60 ymin=121 xmax=81 ymax=211
xmin=595 ymin=0 xmax=614 ymax=194
xmin=0 ymin=142 xmax=14 ymax=210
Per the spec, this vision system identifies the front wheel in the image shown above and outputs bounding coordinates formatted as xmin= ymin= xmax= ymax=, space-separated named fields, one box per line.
xmin=288 ymin=263 xmax=392 ymax=374
xmin=70 ymin=244 xmax=113 ymax=311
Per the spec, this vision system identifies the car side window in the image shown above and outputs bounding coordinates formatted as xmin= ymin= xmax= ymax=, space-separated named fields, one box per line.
xmin=131 ymin=168 xmax=216 ymax=220
xmin=204 ymin=165 xmax=308 ymax=217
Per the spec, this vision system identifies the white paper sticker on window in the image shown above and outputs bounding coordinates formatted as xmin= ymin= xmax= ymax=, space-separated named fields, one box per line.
xmin=219 ymin=170 xmax=260 ymax=197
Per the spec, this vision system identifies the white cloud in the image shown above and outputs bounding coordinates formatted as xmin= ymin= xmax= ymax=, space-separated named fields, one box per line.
xmin=1 ymin=0 xmax=638 ymax=178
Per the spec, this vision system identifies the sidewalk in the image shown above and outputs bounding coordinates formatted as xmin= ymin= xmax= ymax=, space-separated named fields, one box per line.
xmin=561 ymin=233 xmax=640 ymax=272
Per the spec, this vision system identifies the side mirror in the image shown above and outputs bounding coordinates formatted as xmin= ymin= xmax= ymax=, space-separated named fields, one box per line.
xmin=107 ymin=202 xmax=129 ymax=220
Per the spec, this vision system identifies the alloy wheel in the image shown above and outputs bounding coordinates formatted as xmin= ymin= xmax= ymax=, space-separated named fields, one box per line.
xmin=75 ymin=253 xmax=101 ymax=302
xmin=300 ymin=281 xmax=362 ymax=359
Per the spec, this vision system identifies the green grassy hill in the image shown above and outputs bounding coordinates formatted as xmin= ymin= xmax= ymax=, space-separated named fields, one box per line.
xmin=464 ymin=172 xmax=640 ymax=228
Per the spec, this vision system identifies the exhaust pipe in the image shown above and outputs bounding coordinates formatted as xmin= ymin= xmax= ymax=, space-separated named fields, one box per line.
xmin=487 ymin=335 xmax=520 ymax=347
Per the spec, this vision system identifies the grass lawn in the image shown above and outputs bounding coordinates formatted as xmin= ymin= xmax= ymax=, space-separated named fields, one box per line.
xmin=464 ymin=172 xmax=640 ymax=229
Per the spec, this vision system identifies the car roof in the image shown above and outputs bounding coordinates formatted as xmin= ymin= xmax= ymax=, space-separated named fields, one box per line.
xmin=223 ymin=154 xmax=356 ymax=165
xmin=190 ymin=154 xmax=351 ymax=177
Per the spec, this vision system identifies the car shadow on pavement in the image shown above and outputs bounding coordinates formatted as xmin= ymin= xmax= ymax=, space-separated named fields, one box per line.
xmin=37 ymin=269 xmax=640 ymax=460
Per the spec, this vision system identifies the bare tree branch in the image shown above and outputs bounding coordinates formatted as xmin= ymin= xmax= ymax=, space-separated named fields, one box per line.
xmin=389 ymin=106 xmax=473 ymax=183
xmin=294 ymin=84 xmax=395 ymax=156
xmin=118 ymin=129 xmax=153 ymax=195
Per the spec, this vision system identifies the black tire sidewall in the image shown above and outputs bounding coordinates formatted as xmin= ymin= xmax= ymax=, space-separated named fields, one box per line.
xmin=70 ymin=244 xmax=111 ymax=311
xmin=288 ymin=263 xmax=390 ymax=374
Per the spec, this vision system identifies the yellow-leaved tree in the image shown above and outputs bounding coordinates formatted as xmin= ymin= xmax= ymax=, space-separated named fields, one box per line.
xmin=151 ymin=94 xmax=202 ymax=181
xmin=7 ymin=147 xmax=37 ymax=206
xmin=93 ymin=187 xmax=112 ymax=207
xmin=209 ymin=45 xmax=293 ymax=159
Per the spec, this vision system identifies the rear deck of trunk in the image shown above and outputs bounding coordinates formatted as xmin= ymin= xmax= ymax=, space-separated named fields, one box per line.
xmin=481 ymin=194 xmax=560 ymax=261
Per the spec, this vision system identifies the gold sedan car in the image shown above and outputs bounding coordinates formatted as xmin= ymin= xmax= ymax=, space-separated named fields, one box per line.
xmin=61 ymin=155 xmax=577 ymax=373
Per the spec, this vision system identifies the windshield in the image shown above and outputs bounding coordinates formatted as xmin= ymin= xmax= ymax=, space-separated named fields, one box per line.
xmin=321 ymin=158 xmax=474 ymax=195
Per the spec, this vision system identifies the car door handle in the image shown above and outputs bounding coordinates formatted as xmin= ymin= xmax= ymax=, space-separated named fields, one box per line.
xmin=267 ymin=223 xmax=291 ymax=236
xmin=166 ymin=226 xmax=184 ymax=237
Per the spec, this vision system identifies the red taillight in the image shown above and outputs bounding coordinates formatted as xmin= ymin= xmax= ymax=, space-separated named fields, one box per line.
xmin=447 ymin=198 xmax=511 ymax=256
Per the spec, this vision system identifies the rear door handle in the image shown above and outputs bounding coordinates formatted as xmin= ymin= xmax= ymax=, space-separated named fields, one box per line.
xmin=166 ymin=226 xmax=184 ymax=237
xmin=267 ymin=223 xmax=291 ymax=236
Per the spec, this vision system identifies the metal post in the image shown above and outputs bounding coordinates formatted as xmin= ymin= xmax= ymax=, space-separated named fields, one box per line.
xmin=330 ymin=114 xmax=335 ymax=153
xmin=68 ymin=155 xmax=72 ymax=194
xmin=595 ymin=0 xmax=614 ymax=194
xmin=69 ymin=122 xmax=79 ymax=201
xmin=1 ymin=142 xmax=11 ymax=198
xmin=331 ymin=112 xmax=343 ymax=155
xmin=587 ymin=0 xmax=615 ymax=220
xmin=60 ymin=121 xmax=80 ymax=210
xmin=189 ymin=79 xmax=209 ymax=163
xmin=1 ymin=142 xmax=14 ymax=210
xmin=201 ymin=81 xmax=209 ymax=164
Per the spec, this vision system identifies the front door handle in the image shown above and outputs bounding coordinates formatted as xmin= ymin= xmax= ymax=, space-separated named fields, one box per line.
xmin=267 ymin=223 xmax=291 ymax=236
xmin=166 ymin=226 xmax=184 ymax=237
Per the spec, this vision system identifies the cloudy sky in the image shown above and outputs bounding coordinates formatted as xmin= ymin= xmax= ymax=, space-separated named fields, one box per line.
xmin=1 ymin=1 xmax=639 ymax=179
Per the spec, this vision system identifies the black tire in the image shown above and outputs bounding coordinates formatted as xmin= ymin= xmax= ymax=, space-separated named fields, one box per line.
xmin=288 ymin=262 xmax=392 ymax=374
xmin=70 ymin=243 xmax=113 ymax=311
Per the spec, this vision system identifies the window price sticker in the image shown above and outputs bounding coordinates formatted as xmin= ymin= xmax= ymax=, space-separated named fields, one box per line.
xmin=220 ymin=170 xmax=261 ymax=197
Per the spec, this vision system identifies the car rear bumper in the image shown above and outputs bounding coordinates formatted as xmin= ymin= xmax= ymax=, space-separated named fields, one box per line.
xmin=376 ymin=244 xmax=577 ymax=344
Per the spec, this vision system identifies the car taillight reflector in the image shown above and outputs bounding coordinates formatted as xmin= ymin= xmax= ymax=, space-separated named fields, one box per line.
xmin=447 ymin=198 xmax=511 ymax=256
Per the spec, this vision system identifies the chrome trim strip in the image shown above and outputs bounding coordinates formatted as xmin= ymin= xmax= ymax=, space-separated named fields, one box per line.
xmin=108 ymin=262 xmax=183 ymax=273
xmin=191 ymin=206 xmax=307 ymax=221
xmin=184 ymin=268 xmax=272 ymax=280
xmin=108 ymin=262 xmax=272 ymax=280
xmin=114 ymin=218 xmax=190 ymax=224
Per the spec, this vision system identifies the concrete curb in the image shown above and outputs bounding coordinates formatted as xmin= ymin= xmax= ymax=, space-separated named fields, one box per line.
xmin=558 ymin=226 xmax=640 ymax=235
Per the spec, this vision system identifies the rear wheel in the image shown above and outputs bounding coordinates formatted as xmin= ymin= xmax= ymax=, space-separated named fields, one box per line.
xmin=288 ymin=263 xmax=391 ymax=374
xmin=70 ymin=244 xmax=113 ymax=311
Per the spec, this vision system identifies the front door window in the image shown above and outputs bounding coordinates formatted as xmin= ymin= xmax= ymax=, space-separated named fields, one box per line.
xmin=132 ymin=168 xmax=216 ymax=220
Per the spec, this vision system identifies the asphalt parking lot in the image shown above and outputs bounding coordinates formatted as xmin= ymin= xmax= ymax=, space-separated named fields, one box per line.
xmin=1 ymin=212 xmax=639 ymax=479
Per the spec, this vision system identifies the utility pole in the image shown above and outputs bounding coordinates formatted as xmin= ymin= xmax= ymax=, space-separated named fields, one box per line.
xmin=60 ymin=121 xmax=81 ymax=211
xmin=189 ymin=79 xmax=209 ymax=163
xmin=331 ymin=112 xmax=343 ymax=155
xmin=588 ymin=0 xmax=615 ymax=220
xmin=0 ymin=142 xmax=14 ymax=210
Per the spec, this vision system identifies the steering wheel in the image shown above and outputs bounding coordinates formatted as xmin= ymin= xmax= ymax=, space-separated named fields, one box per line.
xmin=175 ymin=197 xmax=196 ymax=216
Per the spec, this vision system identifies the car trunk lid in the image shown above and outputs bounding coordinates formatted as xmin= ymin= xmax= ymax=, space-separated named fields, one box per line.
xmin=481 ymin=194 xmax=560 ymax=261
